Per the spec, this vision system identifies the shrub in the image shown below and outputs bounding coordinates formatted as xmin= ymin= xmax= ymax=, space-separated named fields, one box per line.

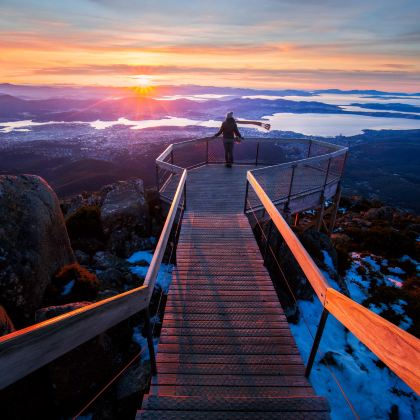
xmin=45 ymin=263 xmax=100 ymax=305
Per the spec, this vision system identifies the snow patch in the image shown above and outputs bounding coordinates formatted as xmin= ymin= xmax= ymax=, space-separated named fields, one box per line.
xmin=61 ymin=279 xmax=75 ymax=296
xmin=289 ymin=250 xmax=419 ymax=418
xmin=132 ymin=326 xmax=158 ymax=362
xmin=127 ymin=250 xmax=173 ymax=293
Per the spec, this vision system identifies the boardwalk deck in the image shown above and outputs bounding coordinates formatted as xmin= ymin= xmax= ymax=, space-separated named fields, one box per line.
xmin=138 ymin=165 xmax=330 ymax=419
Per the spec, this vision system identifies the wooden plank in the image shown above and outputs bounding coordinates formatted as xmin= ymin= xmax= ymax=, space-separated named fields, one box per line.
xmin=155 ymin=362 xmax=306 ymax=376
xmin=159 ymin=336 xmax=294 ymax=346
xmin=151 ymin=374 xmax=310 ymax=387
xmin=142 ymin=395 xmax=329 ymax=411
xmin=166 ymin=295 xmax=280 ymax=303
xmin=157 ymin=353 xmax=304 ymax=365
xmin=160 ymin=328 xmax=293 ymax=338
xmin=162 ymin=313 xmax=286 ymax=322
xmin=149 ymin=385 xmax=316 ymax=398
xmin=325 ymin=287 xmax=420 ymax=394
xmin=137 ymin=409 xmax=329 ymax=419
xmin=157 ymin=344 xmax=299 ymax=355
xmin=165 ymin=301 xmax=282 ymax=310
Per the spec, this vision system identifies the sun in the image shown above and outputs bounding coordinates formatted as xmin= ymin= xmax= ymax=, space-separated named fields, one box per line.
xmin=136 ymin=76 xmax=151 ymax=87
xmin=130 ymin=75 xmax=155 ymax=96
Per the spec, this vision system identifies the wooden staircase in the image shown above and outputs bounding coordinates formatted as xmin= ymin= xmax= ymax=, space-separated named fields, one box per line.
xmin=138 ymin=165 xmax=330 ymax=418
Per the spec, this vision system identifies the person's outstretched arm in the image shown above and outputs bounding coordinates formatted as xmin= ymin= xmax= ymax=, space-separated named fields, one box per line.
xmin=236 ymin=120 xmax=271 ymax=131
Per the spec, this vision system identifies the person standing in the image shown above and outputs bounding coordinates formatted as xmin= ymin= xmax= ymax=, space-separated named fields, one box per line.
xmin=213 ymin=111 xmax=243 ymax=167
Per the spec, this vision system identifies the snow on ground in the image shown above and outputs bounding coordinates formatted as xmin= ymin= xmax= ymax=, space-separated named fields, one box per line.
xmin=132 ymin=326 xmax=159 ymax=362
xmin=127 ymin=250 xmax=173 ymax=293
xmin=289 ymin=251 xmax=419 ymax=419
xmin=61 ymin=279 xmax=75 ymax=296
xmin=128 ymin=249 xmax=174 ymax=361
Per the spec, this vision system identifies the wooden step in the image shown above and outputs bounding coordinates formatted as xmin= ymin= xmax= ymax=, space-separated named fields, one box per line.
xmin=160 ymin=327 xmax=293 ymax=337
xmin=156 ymin=353 xmax=304 ymax=365
xmin=137 ymin=411 xmax=329 ymax=419
xmin=162 ymin=313 xmax=286 ymax=322
xmin=164 ymin=306 xmax=283 ymax=315
xmin=156 ymin=344 xmax=299 ymax=355
xmin=151 ymin=374 xmax=310 ymax=387
xmin=149 ymin=385 xmax=316 ymax=397
xmin=159 ymin=335 xmax=294 ymax=346
xmin=155 ymin=362 xmax=306 ymax=376
xmin=141 ymin=395 xmax=330 ymax=412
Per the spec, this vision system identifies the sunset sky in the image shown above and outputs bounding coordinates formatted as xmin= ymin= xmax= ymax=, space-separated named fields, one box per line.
xmin=1 ymin=0 xmax=420 ymax=91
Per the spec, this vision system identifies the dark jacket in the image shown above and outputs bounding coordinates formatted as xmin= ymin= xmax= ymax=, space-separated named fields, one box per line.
xmin=214 ymin=117 xmax=242 ymax=140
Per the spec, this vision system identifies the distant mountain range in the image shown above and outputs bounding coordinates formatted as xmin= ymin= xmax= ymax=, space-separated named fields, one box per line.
xmin=1 ymin=91 xmax=420 ymax=123
xmin=1 ymin=83 xmax=419 ymax=101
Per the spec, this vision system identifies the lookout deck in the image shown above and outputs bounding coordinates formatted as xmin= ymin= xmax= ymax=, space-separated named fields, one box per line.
xmin=138 ymin=164 xmax=330 ymax=419
xmin=2 ymin=137 xmax=418 ymax=418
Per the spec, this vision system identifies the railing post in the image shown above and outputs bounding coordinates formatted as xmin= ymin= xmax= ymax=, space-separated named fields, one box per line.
xmin=329 ymin=181 xmax=341 ymax=233
xmin=255 ymin=142 xmax=260 ymax=166
xmin=170 ymin=150 xmax=174 ymax=165
xmin=305 ymin=308 xmax=329 ymax=377
xmin=244 ymin=180 xmax=249 ymax=213
xmin=183 ymin=181 xmax=187 ymax=210
xmin=307 ymin=139 xmax=313 ymax=158
xmin=206 ymin=139 xmax=209 ymax=164
xmin=323 ymin=158 xmax=332 ymax=189
xmin=263 ymin=219 xmax=273 ymax=265
xmin=284 ymin=165 xmax=296 ymax=220
xmin=143 ymin=308 xmax=157 ymax=375
xmin=315 ymin=158 xmax=332 ymax=232
xmin=155 ymin=166 xmax=160 ymax=192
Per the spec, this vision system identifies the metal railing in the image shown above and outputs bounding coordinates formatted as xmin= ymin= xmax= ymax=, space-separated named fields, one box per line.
xmin=157 ymin=137 xmax=347 ymax=208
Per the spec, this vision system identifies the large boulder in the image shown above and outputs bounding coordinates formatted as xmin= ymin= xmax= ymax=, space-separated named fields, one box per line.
xmin=100 ymin=180 xmax=150 ymax=257
xmin=100 ymin=179 xmax=149 ymax=234
xmin=0 ymin=175 xmax=75 ymax=326
xmin=364 ymin=206 xmax=394 ymax=222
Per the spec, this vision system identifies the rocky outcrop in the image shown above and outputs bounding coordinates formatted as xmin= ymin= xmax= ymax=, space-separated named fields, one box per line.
xmin=100 ymin=179 xmax=149 ymax=234
xmin=101 ymin=179 xmax=150 ymax=257
xmin=364 ymin=206 xmax=394 ymax=222
xmin=0 ymin=175 xmax=75 ymax=326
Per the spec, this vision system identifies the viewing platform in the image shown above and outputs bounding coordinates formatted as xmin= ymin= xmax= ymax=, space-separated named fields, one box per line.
xmin=1 ymin=136 xmax=419 ymax=419
xmin=138 ymin=137 xmax=346 ymax=418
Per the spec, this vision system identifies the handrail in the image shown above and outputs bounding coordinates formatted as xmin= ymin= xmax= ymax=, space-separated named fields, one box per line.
xmin=247 ymin=171 xmax=330 ymax=303
xmin=247 ymin=170 xmax=420 ymax=394
xmin=0 ymin=284 xmax=149 ymax=389
xmin=250 ymin=147 xmax=347 ymax=174
xmin=144 ymin=169 xmax=187 ymax=300
xmin=0 ymin=170 xmax=187 ymax=390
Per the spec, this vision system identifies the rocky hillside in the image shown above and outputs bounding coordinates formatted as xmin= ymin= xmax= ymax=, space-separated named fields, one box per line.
xmin=0 ymin=175 xmax=165 ymax=419
xmin=261 ymin=196 xmax=419 ymax=419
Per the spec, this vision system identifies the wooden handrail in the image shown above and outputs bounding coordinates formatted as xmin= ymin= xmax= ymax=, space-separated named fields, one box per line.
xmin=0 ymin=285 xmax=149 ymax=389
xmin=325 ymin=288 xmax=420 ymax=394
xmin=144 ymin=169 xmax=187 ymax=299
xmin=247 ymin=170 xmax=420 ymax=394
xmin=0 ymin=169 xmax=188 ymax=390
